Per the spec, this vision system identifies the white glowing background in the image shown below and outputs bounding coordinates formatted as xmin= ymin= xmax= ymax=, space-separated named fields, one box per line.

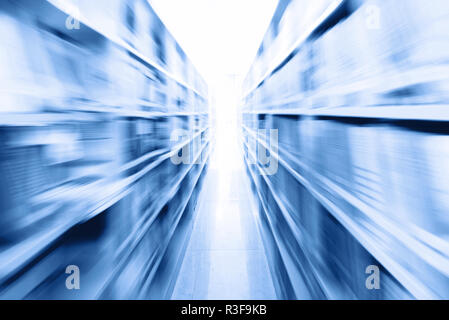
xmin=149 ymin=0 xmax=278 ymax=82
xmin=149 ymin=0 xmax=278 ymax=170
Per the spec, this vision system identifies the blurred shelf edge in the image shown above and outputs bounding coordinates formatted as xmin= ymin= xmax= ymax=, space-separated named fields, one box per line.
xmin=240 ymin=63 xmax=449 ymax=121
xmin=242 ymin=0 xmax=346 ymax=100
xmin=46 ymin=0 xmax=208 ymax=100
xmin=0 ymin=109 xmax=210 ymax=127
xmin=241 ymin=104 xmax=449 ymax=122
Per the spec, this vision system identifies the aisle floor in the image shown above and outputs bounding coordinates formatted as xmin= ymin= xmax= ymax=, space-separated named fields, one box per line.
xmin=171 ymin=127 xmax=276 ymax=299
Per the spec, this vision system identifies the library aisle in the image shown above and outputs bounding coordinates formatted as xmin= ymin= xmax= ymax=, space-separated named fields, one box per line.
xmin=172 ymin=116 xmax=276 ymax=299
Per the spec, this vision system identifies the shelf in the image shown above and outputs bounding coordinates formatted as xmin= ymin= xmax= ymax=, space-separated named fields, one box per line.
xmin=242 ymin=125 xmax=449 ymax=299
xmin=135 ymin=148 xmax=210 ymax=298
xmin=46 ymin=0 xmax=207 ymax=100
xmin=242 ymin=63 xmax=449 ymax=121
xmin=97 ymin=140 xmax=211 ymax=298
xmin=0 ymin=127 xmax=210 ymax=285
xmin=243 ymin=139 xmax=334 ymax=299
xmin=242 ymin=0 xmax=345 ymax=99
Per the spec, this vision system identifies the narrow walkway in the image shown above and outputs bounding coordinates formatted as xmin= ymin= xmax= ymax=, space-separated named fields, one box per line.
xmin=171 ymin=122 xmax=276 ymax=299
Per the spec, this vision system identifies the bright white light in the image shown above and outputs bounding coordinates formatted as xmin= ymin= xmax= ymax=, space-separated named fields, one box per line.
xmin=148 ymin=0 xmax=278 ymax=83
